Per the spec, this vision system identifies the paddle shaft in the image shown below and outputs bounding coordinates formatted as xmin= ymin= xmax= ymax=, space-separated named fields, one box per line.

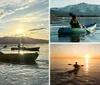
xmin=68 ymin=64 xmax=84 ymax=66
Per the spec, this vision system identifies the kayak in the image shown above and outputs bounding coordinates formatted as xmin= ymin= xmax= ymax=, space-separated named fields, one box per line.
xmin=58 ymin=23 xmax=97 ymax=36
xmin=67 ymin=67 xmax=80 ymax=73
xmin=0 ymin=52 xmax=39 ymax=63
xmin=11 ymin=47 xmax=40 ymax=51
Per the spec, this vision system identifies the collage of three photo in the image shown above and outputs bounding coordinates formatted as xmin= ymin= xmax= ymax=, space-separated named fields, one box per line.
xmin=0 ymin=0 xmax=100 ymax=85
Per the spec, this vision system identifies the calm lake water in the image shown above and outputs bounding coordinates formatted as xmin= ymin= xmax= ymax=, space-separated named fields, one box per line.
xmin=51 ymin=59 xmax=100 ymax=85
xmin=0 ymin=44 xmax=49 ymax=85
xmin=50 ymin=17 xmax=100 ymax=42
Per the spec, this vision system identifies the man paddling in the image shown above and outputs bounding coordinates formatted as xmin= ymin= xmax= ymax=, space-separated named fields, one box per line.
xmin=73 ymin=62 xmax=80 ymax=69
xmin=67 ymin=62 xmax=80 ymax=78
xmin=72 ymin=62 xmax=80 ymax=78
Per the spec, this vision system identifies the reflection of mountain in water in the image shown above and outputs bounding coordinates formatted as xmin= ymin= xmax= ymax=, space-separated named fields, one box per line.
xmin=0 ymin=37 xmax=48 ymax=44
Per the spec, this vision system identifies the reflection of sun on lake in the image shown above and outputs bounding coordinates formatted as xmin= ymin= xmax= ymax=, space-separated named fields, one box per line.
xmin=19 ymin=51 xmax=24 ymax=55
xmin=85 ymin=54 xmax=89 ymax=75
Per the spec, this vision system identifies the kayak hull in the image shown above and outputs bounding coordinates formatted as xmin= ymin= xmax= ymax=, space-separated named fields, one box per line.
xmin=11 ymin=47 xmax=40 ymax=51
xmin=58 ymin=23 xmax=96 ymax=36
xmin=0 ymin=52 xmax=39 ymax=63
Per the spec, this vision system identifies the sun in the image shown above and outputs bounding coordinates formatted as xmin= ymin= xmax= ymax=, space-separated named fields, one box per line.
xmin=18 ymin=29 xmax=24 ymax=34
xmin=28 ymin=0 xmax=33 ymax=2
xmin=85 ymin=54 xmax=90 ymax=59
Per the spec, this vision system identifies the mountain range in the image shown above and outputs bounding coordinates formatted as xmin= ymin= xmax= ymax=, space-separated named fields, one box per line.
xmin=0 ymin=37 xmax=48 ymax=44
xmin=51 ymin=2 xmax=100 ymax=17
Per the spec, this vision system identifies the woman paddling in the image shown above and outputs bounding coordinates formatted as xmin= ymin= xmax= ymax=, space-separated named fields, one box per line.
xmin=69 ymin=13 xmax=85 ymax=28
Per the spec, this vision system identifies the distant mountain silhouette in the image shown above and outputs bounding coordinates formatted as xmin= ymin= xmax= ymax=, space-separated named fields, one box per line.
xmin=0 ymin=37 xmax=48 ymax=44
xmin=51 ymin=2 xmax=100 ymax=17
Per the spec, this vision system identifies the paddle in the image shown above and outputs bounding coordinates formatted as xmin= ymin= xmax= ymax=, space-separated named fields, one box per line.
xmin=68 ymin=64 xmax=84 ymax=67
xmin=3 ymin=45 xmax=7 ymax=48
xmin=82 ymin=26 xmax=91 ymax=34
xmin=0 ymin=45 xmax=7 ymax=51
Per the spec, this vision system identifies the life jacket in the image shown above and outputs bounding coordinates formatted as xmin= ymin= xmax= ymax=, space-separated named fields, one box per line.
xmin=70 ymin=20 xmax=80 ymax=28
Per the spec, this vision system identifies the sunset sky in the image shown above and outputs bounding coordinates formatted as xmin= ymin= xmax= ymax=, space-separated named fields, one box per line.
xmin=51 ymin=0 xmax=100 ymax=7
xmin=51 ymin=44 xmax=100 ymax=59
xmin=0 ymin=0 xmax=49 ymax=40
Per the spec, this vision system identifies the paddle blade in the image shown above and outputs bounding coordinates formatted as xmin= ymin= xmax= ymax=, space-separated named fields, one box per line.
xmin=3 ymin=45 xmax=7 ymax=48
xmin=80 ymin=65 xmax=84 ymax=67
xmin=68 ymin=64 xmax=72 ymax=65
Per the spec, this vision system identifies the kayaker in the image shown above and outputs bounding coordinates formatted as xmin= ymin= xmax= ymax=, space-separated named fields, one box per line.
xmin=67 ymin=62 xmax=80 ymax=78
xmin=69 ymin=13 xmax=85 ymax=28
xmin=73 ymin=62 xmax=80 ymax=69
xmin=18 ymin=44 xmax=20 ymax=50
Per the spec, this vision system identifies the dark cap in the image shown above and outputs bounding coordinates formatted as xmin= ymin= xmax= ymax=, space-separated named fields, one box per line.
xmin=69 ymin=13 xmax=74 ymax=16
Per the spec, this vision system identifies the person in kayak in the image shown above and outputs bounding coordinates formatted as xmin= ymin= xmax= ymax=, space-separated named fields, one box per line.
xmin=18 ymin=44 xmax=20 ymax=49
xmin=69 ymin=13 xmax=85 ymax=28
xmin=73 ymin=62 xmax=80 ymax=69
xmin=67 ymin=62 xmax=80 ymax=78
xmin=70 ymin=15 xmax=81 ymax=28
xmin=18 ymin=44 xmax=21 ymax=53
xmin=73 ymin=62 xmax=80 ymax=78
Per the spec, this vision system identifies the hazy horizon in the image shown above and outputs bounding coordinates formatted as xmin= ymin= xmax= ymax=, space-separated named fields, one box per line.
xmin=51 ymin=44 xmax=100 ymax=59
xmin=51 ymin=57 xmax=100 ymax=59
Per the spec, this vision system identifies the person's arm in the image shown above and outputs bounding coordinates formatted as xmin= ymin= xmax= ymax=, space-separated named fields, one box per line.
xmin=70 ymin=20 xmax=72 ymax=25
xmin=77 ymin=21 xmax=86 ymax=28
xmin=70 ymin=20 xmax=72 ymax=27
xmin=77 ymin=21 xmax=81 ymax=26
xmin=77 ymin=21 xmax=83 ymax=28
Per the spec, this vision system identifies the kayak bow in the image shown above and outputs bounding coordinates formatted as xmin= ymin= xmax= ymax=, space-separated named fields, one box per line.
xmin=58 ymin=23 xmax=97 ymax=36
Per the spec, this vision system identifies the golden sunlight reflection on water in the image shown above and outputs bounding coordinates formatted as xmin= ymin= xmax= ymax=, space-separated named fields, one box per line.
xmin=85 ymin=54 xmax=89 ymax=75
xmin=85 ymin=58 xmax=89 ymax=75
xmin=85 ymin=58 xmax=89 ymax=82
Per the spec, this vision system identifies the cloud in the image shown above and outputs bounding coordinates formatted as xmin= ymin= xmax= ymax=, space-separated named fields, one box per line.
xmin=1 ymin=10 xmax=48 ymax=24
xmin=0 ymin=0 xmax=49 ymax=21
xmin=0 ymin=0 xmax=29 ymax=7
xmin=28 ymin=0 xmax=35 ymax=2
xmin=27 ymin=28 xmax=46 ymax=31
xmin=0 ymin=0 xmax=38 ymax=18
xmin=0 ymin=9 xmax=5 ymax=18
xmin=7 ymin=6 xmax=29 ymax=15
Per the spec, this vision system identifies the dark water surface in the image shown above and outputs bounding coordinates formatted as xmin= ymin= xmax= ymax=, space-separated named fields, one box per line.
xmin=51 ymin=59 xmax=100 ymax=85
xmin=0 ymin=44 xmax=49 ymax=85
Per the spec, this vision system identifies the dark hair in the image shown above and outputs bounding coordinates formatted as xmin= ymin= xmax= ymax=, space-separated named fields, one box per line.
xmin=72 ymin=15 xmax=76 ymax=19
